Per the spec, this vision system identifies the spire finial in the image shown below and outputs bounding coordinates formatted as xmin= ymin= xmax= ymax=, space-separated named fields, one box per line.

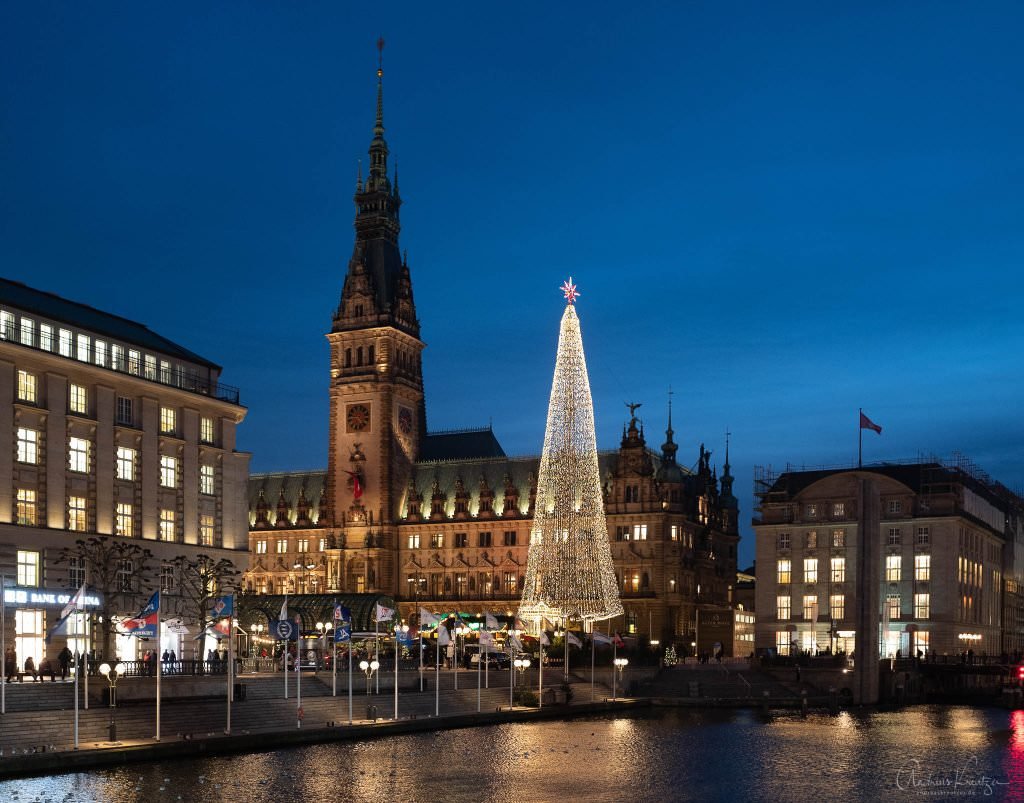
xmin=560 ymin=276 xmax=580 ymax=305
xmin=724 ymin=427 xmax=732 ymax=468
xmin=374 ymin=37 xmax=385 ymax=135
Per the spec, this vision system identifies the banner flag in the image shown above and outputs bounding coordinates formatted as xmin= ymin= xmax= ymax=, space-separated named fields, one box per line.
xmin=375 ymin=602 xmax=395 ymax=622
xmin=122 ymin=591 xmax=160 ymax=638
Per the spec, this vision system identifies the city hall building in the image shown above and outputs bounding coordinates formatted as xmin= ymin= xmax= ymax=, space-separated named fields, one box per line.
xmin=0 ymin=278 xmax=249 ymax=666
xmin=242 ymin=64 xmax=742 ymax=650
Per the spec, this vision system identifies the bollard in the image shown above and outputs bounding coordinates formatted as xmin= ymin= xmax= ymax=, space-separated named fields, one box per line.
xmin=801 ymin=690 xmax=808 ymax=718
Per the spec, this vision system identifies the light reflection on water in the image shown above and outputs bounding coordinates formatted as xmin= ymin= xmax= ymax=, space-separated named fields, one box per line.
xmin=0 ymin=705 xmax=1019 ymax=803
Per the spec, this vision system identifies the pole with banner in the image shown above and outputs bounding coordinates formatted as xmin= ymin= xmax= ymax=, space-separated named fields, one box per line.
xmin=393 ymin=626 xmax=399 ymax=721
xmin=277 ymin=597 xmax=290 ymax=700
xmin=334 ymin=606 xmax=352 ymax=723
xmin=210 ymin=595 xmax=234 ymax=734
xmin=296 ymin=613 xmax=302 ymax=728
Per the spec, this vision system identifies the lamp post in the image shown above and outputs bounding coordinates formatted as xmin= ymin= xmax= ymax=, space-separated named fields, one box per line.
xmin=359 ymin=659 xmax=379 ymax=696
xmin=513 ymin=657 xmax=531 ymax=691
xmin=98 ymin=662 xmax=126 ymax=742
xmin=613 ymin=657 xmax=628 ymax=701
xmin=252 ymin=623 xmax=265 ymax=667
xmin=316 ymin=621 xmax=332 ymax=669
xmin=393 ymin=623 xmax=409 ymax=720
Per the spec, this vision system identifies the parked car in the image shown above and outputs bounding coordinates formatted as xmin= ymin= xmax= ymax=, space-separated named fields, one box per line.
xmin=463 ymin=646 xmax=511 ymax=670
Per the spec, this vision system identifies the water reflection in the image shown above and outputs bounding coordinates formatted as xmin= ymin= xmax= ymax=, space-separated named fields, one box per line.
xmin=0 ymin=706 xmax=1018 ymax=802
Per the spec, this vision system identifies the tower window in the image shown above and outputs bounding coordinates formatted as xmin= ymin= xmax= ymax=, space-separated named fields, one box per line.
xmin=345 ymin=349 xmax=352 ymax=368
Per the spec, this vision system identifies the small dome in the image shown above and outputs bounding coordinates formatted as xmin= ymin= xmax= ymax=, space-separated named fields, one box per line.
xmin=656 ymin=463 xmax=685 ymax=484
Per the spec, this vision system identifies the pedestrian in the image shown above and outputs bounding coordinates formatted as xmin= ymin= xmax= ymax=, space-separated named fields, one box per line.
xmin=58 ymin=646 xmax=72 ymax=680
xmin=39 ymin=657 xmax=56 ymax=682
xmin=5 ymin=647 xmax=17 ymax=683
xmin=24 ymin=656 xmax=39 ymax=682
xmin=162 ymin=650 xmax=169 ymax=664
xmin=796 ymin=664 xmax=801 ymax=682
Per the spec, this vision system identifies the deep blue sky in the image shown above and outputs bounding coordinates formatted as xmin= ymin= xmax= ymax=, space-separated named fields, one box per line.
xmin=4 ymin=3 xmax=1023 ymax=568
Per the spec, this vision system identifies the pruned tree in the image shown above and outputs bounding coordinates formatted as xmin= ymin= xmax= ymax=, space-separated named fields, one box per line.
xmin=171 ymin=553 xmax=241 ymax=659
xmin=55 ymin=536 xmax=155 ymax=660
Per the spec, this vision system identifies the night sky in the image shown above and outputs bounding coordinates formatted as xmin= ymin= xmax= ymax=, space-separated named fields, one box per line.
xmin=4 ymin=3 xmax=1023 ymax=569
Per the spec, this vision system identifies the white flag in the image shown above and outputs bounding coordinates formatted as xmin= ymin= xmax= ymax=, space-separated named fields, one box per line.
xmin=61 ymin=584 xmax=87 ymax=619
xmin=480 ymin=630 xmax=495 ymax=649
xmin=438 ymin=625 xmax=451 ymax=647
xmin=420 ymin=607 xmax=441 ymax=628
xmin=375 ymin=603 xmax=395 ymax=622
xmin=508 ymin=633 xmax=523 ymax=652
xmin=567 ymin=631 xmax=582 ymax=648
xmin=485 ymin=611 xmax=500 ymax=631
xmin=279 ymin=596 xmax=289 ymax=621
xmin=591 ymin=631 xmax=612 ymax=646
xmin=540 ymin=631 xmax=550 ymax=647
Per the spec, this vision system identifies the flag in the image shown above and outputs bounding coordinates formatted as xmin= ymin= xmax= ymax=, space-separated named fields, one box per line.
xmin=860 ymin=411 xmax=882 ymax=434
xmin=508 ymin=633 xmax=523 ymax=652
xmin=438 ymin=625 xmax=451 ymax=647
xmin=334 ymin=602 xmax=351 ymax=623
xmin=613 ymin=632 xmax=626 ymax=648
xmin=567 ymin=631 xmax=582 ymax=648
xmin=591 ymin=631 xmax=612 ymax=646
xmin=279 ymin=596 xmax=289 ymax=622
xmin=122 ymin=591 xmax=160 ymax=638
xmin=480 ymin=630 xmax=495 ymax=650
xmin=210 ymin=595 xmax=234 ymax=619
xmin=344 ymin=470 xmax=363 ymax=500
xmin=420 ymin=607 xmax=441 ymax=628
xmin=540 ymin=631 xmax=550 ymax=647
xmin=484 ymin=611 xmax=500 ymax=630
xmin=334 ymin=620 xmax=351 ymax=643
xmin=513 ymin=616 xmax=528 ymax=631
xmin=212 ymin=618 xmax=231 ymax=636
xmin=375 ymin=602 xmax=395 ymax=622
xmin=61 ymin=584 xmax=88 ymax=619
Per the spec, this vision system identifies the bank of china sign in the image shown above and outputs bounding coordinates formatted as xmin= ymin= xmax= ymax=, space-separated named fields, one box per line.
xmin=3 ymin=588 xmax=102 ymax=609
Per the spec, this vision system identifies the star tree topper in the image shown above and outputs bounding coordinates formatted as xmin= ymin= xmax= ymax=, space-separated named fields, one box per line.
xmin=560 ymin=277 xmax=580 ymax=305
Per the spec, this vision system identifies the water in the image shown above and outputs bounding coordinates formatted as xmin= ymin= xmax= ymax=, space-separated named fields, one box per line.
xmin=2 ymin=705 xmax=1022 ymax=802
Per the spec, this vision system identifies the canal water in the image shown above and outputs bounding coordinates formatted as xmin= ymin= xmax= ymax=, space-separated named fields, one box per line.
xmin=2 ymin=705 xmax=1022 ymax=802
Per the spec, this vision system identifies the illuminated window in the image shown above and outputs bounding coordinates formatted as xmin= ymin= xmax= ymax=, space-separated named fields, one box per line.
xmin=777 ymin=532 xmax=790 ymax=549
xmin=454 ymin=533 xmax=468 ymax=548
xmin=632 ymin=524 xmax=648 ymax=541
xmin=128 ymin=349 xmax=141 ymax=375
xmin=16 ymin=489 xmax=37 ymax=526
xmin=68 ymin=496 xmax=87 ymax=532
xmin=297 ymin=538 xmax=309 ymax=553
xmin=256 ymin=539 xmax=267 ymax=554
xmin=95 ymin=340 xmax=108 ymax=366
xmin=887 ymin=595 xmax=901 ymax=620
xmin=76 ymin=334 xmax=90 ymax=362
xmin=17 ymin=370 xmax=37 ymax=403
xmin=159 ymin=509 xmax=176 ymax=542
xmin=200 ymin=416 xmax=215 ymax=444
xmin=0 ymin=311 xmax=13 ymax=339
xmin=776 ymin=631 xmax=791 ymax=656
xmin=160 ymin=455 xmax=177 ymax=488
xmin=112 ymin=344 xmax=124 ymax=370
xmin=116 ymin=397 xmax=133 ymax=426
xmin=407 ymin=533 xmax=420 ymax=549
xmin=200 ymin=464 xmax=215 ymax=495
xmin=671 ymin=525 xmax=680 ymax=541
xmin=503 ymin=572 xmax=517 ymax=594
xmin=915 ymin=593 xmax=930 ymax=619
xmin=200 ymin=514 xmax=215 ymax=546
xmin=68 ymin=437 xmax=89 ymax=473
xmin=16 ymin=428 xmax=38 ymax=464
xmin=116 ymin=503 xmax=133 ymax=537
xmin=15 ymin=610 xmax=45 ymax=675
xmin=832 ymin=529 xmax=845 ymax=547
xmin=886 ymin=555 xmax=902 ymax=582
xmin=832 ymin=502 xmax=845 ymax=518
xmin=776 ymin=559 xmax=791 ymax=584
xmin=806 ymin=531 xmax=817 ymax=549
xmin=116 ymin=447 xmax=136 ymax=481
xmin=40 ymin=324 xmax=53 ymax=351
xmin=776 ymin=595 xmax=791 ymax=620
xmin=145 ymin=355 xmax=157 ymax=380
xmin=318 ymin=538 xmax=326 ymax=552
xmin=626 ymin=611 xmax=637 ymax=634
xmin=916 ymin=527 xmax=930 ymax=545
xmin=830 ymin=557 xmax=846 ymax=583
xmin=160 ymin=407 xmax=176 ymax=435
xmin=830 ymin=594 xmax=845 ymax=621
xmin=19 ymin=317 xmax=35 ymax=346
xmin=805 ymin=504 xmax=817 ymax=518
xmin=431 ymin=533 xmax=444 ymax=549
xmin=803 ymin=558 xmax=818 ymax=583
xmin=803 ymin=594 xmax=817 ymax=620
xmin=887 ymin=528 xmax=901 ymax=545
xmin=276 ymin=540 xmax=287 ymax=554
xmin=69 ymin=384 xmax=88 ymax=414
xmin=915 ymin=554 xmax=931 ymax=582
xmin=58 ymin=329 xmax=72 ymax=357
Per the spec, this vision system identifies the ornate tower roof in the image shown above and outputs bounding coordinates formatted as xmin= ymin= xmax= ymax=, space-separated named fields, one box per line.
xmin=334 ymin=38 xmax=419 ymax=338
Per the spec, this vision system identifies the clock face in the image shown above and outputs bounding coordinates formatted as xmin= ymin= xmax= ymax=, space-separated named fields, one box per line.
xmin=398 ymin=407 xmax=413 ymax=435
xmin=346 ymin=403 xmax=370 ymax=433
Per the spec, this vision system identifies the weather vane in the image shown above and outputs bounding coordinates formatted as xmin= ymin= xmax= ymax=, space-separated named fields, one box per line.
xmin=377 ymin=36 xmax=385 ymax=76
xmin=560 ymin=277 xmax=580 ymax=305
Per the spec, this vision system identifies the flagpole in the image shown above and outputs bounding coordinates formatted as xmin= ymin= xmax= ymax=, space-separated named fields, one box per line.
xmin=296 ymin=617 xmax=302 ymax=728
xmin=83 ymin=638 xmax=89 ymax=711
xmin=477 ymin=640 xmax=481 ymax=713
xmin=393 ymin=626 xmax=399 ymax=721
xmin=156 ymin=618 xmax=162 ymax=741
xmin=284 ymin=633 xmax=289 ymax=700
xmin=858 ymin=408 xmax=863 ymax=469
xmin=564 ymin=618 xmax=570 ymax=682
xmin=348 ymin=639 xmax=353 ymax=725
xmin=375 ymin=617 xmax=379 ymax=695
xmin=612 ymin=639 xmax=617 ymax=701
xmin=226 ymin=612 xmax=233 ymax=735
xmin=590 ymin=628 xmax=595 ymax=702
xmin=435 ymin=630 xmax=440 ymax=717
xmin=1 ymin=574 xmax=5 ymax=716
xmin=419 ymin=619 xmax=424 ymax=692
xmin=509 ymin=642 xmax=514 ymax=709
xmin=538 ymin=637 xmax=544 ymax=709
xmin=332 ymin=628 xmax=337 ymax=697
xmin=73 ymin=648 xmax=79 ymax=749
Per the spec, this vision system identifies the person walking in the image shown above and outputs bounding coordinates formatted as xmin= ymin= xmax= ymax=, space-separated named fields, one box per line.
xmin=58 ymin=645 xmax=72 ymax=680
xmin=5 ymin=647 xmax=18 ymax=683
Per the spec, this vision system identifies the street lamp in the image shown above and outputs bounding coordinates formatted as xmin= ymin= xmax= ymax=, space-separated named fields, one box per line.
xmin=612 ymin=657 xmax=628 ymax=701
xmin=359 ymin=658 xmax=379 ymax=695
xmin=513 ymin=657 xmax=531 ymax=686
xmin=98 ymin=662 xmax=126 ymax=741
xmin=316 ymin=621 xmax=333 ymax=668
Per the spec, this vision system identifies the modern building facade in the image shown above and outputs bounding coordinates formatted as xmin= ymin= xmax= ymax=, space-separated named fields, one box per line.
xmin=0 ymin=279 xmax=249 ymax=667
xmin=753 ymin=459 xmax=1024 ymax=664
xmin=242 ymin=63 xmax=741 ymax=650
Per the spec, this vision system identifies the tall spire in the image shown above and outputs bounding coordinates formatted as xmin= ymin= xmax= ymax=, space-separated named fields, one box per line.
xmin=661 ymin=388 xmax=678 ymax=463
xmin=367 ymin=36 xmax=389 ymax=191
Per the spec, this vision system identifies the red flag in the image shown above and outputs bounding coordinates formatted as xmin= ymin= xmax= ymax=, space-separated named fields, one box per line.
xmin=859 ymin=412 xmax=882 ymax=434
xmin=613 ymin=632 xmax=626 ymax=648
xmin=344 ymin=470 xmax=363 ymax=500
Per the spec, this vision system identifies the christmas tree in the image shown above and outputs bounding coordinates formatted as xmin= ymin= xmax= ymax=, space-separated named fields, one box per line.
xmin=519 ymin=279 xmax=623 ymax=625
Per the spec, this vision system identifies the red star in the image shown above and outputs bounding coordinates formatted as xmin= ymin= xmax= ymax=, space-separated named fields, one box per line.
xmin=560 ymin=277 xmax=580 ymax=305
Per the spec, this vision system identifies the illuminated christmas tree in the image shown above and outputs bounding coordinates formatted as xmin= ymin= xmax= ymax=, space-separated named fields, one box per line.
xmin=519 ymin=279 xmax=623 ymax=626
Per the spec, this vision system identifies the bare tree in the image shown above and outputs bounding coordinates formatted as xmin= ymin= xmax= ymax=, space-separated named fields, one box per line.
xmin=170 ymin=553 xmax=241 ymax=659
xmin=55 ymin=537 xmax=155 ymax=660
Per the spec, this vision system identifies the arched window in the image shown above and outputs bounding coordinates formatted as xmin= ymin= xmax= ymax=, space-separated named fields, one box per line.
xmin=368 ymin=345 xmax=375 ymax=364
xmin=345 ymin=349 xmax=352 ymax=368
xmin=357 ymin=347 xmax=363 ymax=366
xmin=641 ymin=572 xmax=650 ymax=590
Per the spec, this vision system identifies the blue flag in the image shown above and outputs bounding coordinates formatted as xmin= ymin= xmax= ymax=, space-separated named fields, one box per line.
xmin=334 ymin=621 xmax=351 ymax=643
xmin=210 ymin=595 xmax=234 ymax=619
xmin=122 ymin=591 xmax=160 ymax=638
xmin=271 ymin=617 xmax=298 ymax=641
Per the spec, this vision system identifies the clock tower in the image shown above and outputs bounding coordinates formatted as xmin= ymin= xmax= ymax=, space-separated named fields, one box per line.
xmin=325 ymin=45 xmax=424 ymax=595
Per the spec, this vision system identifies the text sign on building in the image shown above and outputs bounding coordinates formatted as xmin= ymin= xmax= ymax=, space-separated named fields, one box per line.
xmin=3 ymin=587 xmax=101 ymax=609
